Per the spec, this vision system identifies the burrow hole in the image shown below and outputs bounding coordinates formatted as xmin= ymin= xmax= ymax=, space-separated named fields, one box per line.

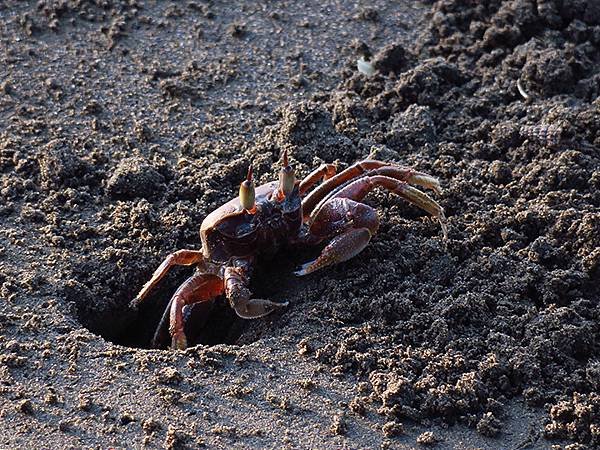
xmin=73 ymin=252 xmax=304 ymax=350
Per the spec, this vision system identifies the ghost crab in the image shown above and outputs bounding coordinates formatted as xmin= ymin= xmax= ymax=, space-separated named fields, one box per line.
xmin=131 ymin=152 xmax=447 ymax=349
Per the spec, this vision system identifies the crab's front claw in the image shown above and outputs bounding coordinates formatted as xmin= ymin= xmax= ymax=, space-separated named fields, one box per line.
xmin=294 ymin=261 xmax=315 ymax=277
xmin=233 ymin=299 xmax=289 ymax=319
xmin=295 ymin=227 xmax=373 ymax=276
xmin=171 ymin=331 xmax=188 ymax=350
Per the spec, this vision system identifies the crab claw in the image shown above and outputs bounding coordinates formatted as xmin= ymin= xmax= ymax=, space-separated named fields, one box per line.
xmin=293 ymin=262 xmax=314 ymax=277
xmin=233 ymin=299 xmax=289 ymax=319
xmin=295 ymin=228 xmax=373 ymax=276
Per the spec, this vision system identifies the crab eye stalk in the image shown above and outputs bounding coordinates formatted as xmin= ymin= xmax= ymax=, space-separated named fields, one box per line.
xmin=278 ymin=149 xmax=296 ymax=198
xmin=239 ymin=166 xmax=256 ymax=212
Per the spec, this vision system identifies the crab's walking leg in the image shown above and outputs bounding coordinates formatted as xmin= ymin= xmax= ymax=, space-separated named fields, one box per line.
xmin=298 ymin=163 xmax=337 ymax=195
xmin=131 ymin=249 xmax=204 ymax=308
xmin=369 ymin=166 xmax=441 ymax=194
xmin=296 ymin=175 xmax=446 ymax=276
xmin=302 ymin=160 xmax=386 ymax=218
xmin=151 ymin=296 xmax=176 ymax=348
xmin=295 ymin=198 xmax=379 ymax=276
xmin=302 ymin=160 xmax=442 ymax=219
xmin=159 ymin=272 xmax=223 ymax=350
xmin=313 ymin=175 xmax=447 ymax=237
xmin=224 ymin=261 xmax=288 ymax=319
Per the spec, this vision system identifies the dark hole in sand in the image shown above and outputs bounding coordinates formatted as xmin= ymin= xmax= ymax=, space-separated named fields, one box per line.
xmin=121 ymin=293 xmax=245 ymax=350
xmin=76 ymin=251 xmax=307 ymax=350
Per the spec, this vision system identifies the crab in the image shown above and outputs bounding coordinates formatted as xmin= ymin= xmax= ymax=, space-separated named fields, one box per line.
xmin=131 ymin=152 xmax=447 ymax=349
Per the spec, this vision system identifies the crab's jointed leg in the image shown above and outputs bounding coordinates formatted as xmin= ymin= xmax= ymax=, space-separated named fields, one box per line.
xmin=296 ymin=173 xmax=446 ymax=276
xmin=302 ymin=160 xmax=386 ymax=218
xmin=336 ymin=175 xmax=444 ymax=223
xmin=224 ymin=259 xmax=288 ymax=319
xmin=314 ymin=174 xmax=446 ymax=236
xmin=160 ymin=272 xmax=223 ymax=350
xmin=131 ymin=249 xmax=204 ymax=308
xmin=302 ymin=160 xmax=443 ymax=219
xmin=298 ymin=163 xmax=337 ymax=196
xmin=367 ymin=166 xmax=441 ymax=194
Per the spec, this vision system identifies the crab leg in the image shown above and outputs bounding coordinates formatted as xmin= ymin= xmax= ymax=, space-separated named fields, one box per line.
xmin=368 ymin=166 xmax=441 ymax=194
xmin=131 ymin=249 xmax=204 ymax=308
xmin=224 ymin=260 xmax=288 ymax=319
xmin=311 ymin=175 xmax=446 ymax=235
xmin=151 ymin=296 xmax=176 ymax=348
xmin=296 ymin=175 xmax=446 ymax=276
xmin=160 ymin=272 xmax=223 ymax=350
xmin=302 ymin=160 xmax=386 ymax=218
xmin=303 ymin=161 xmax=420 ymax=217
xmin=302 ymin=160 xmax=444 ymax=220
xmin=306 ymin=162 xmax=443 ymax=217
xmin=298 ymin=163 xmax=337 ymax=196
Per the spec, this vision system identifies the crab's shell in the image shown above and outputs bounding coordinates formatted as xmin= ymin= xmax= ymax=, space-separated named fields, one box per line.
xmin=200 ymin=181 xmax=302 ymax=263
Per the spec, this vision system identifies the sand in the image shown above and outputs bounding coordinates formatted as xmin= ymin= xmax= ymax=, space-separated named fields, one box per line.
xmin=1 ymin=0 xmax=598 ymax=448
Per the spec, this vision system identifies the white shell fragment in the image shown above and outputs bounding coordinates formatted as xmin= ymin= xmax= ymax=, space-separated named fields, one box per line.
xmin=357 ymin=57 xmax=375 ymax=76
xmin=516 ymin=78 xmax=530 ymax=100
